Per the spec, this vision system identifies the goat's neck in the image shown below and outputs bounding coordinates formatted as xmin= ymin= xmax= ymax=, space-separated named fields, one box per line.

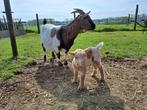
xmin=63 ymin=21 xmax=81 ymax=41
xmin=69 ymin=22 xmax=81 ymax=38
xmin=59 ymin=20 xmax=82 ymax=52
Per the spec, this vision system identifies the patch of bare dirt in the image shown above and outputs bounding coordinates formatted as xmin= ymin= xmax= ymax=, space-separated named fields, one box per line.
xmin=0 ymin=57 xmax=147 ymax=110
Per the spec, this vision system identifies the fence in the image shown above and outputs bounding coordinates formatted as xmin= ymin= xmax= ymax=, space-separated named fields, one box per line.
xmin=0 ymin=18 xmax=26 ymax=37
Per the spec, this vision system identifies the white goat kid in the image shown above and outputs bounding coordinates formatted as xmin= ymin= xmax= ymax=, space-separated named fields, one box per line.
xmin=71 ymin=42 xmax=104 ymax=90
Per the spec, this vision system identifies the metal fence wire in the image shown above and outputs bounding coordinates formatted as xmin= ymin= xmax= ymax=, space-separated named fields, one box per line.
xmin=0 ymin=18 xmax=25 ymax=31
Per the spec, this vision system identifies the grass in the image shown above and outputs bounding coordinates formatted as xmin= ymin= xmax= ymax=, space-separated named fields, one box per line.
xmin=72 ymin=31 xmax=147 ymax=58
xmin=95 ymin=24 xmax=145 ymax=32
xmin=0 ymin=33 xmax=41 ymax=79
xmin=0 ymin=25 xmax=147 ymax=79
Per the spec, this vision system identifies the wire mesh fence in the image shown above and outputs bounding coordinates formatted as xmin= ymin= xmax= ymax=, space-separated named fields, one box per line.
xmin=0 ymin=18 xmax=25 ymax=31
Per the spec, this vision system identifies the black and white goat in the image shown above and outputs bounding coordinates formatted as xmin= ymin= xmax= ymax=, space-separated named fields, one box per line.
xmin=40 ymin=8 xmax=96 ymax=66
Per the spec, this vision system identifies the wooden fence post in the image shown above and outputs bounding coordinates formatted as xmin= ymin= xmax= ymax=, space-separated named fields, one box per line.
xmin=36 ymin=13 xmax=40 ymax=34
xmin=3 ymin=0 xmax=18 ymax=59
xmin=127 ymin=14 xmax=130 ymax=25
xmin=106 ymin=19 xmax=108 ymax=25
xmin=134 ymin=4 xmax=139 ymax=31
xmin=3 ymin=15 xmax=7 ymax=30
xmin=0 ymin=19 xmax=3 ymax=31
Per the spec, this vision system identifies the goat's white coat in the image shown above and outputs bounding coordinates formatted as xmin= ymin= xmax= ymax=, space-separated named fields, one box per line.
xmin=72 ymin=42 xmax=104 ymax=67
xmin=91 ymin=42 xmax=103 ymax=63
xmin=40 ymin=24 xmax=61 ymax=53
xmin=71 ymin=42 xmax=104 ymax=90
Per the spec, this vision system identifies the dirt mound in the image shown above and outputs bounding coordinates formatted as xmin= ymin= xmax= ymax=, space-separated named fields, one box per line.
xmin=0 ymin=58 xmax=146 ymax=110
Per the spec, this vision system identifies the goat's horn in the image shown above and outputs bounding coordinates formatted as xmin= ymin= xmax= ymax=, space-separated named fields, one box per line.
xmin=71 ymin=10 xmax=79 ymax=14
xmin=73 ymin=8 xmax=85 ymax=14
xmin=86 ymin=11 xmax=91 ymax=15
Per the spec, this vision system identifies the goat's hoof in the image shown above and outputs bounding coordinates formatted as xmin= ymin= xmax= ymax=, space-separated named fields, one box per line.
xmin=100 ymin=79 xmax=105 ymax=83
xmin=63 ymin=61 xmax=68 ymax=65
xmin=43 ymin=61 xmax=47 ymax=65
xmin=78 ymin=86 xmax=85 ymax=91
xmin=91 ymin=74 xmax=96 ymax=78
xmin=50 ymin=58 xmax=54 ymax=63
xmin=71 ymin=79 xmax=78 ymax=84
xmin=57 ymin=61 xmax=63 ymax=66
xmin=43 ymin=62 xmax=46 ymax=65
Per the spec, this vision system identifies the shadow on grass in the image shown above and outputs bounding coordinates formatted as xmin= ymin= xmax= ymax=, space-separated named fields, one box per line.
xmin=35 ymin=64 xmax=124 ymax=110
xmin=25 ymin=29 xmax=37 ymax=33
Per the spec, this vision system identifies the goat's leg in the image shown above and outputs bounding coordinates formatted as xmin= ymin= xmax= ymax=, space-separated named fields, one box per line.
xmin=78 ymin=67 xmax=86 ymax=90
xmin=72 ymin=69 xmax=78 ymax=84
xmin=42 ymin=43 xmax=46 ymax=63
xmin=52 ymin=52 xmax=56 ymax=59
xmin=54 ymin=52 xmax=63 ymax=66
xmin=91 ymin=63 xmax=97 ymax=77
xmin=50 ymin=52 xmax=56 ymax=63
xmin=99 ymin=66 xmax=104 ymax=81
xmin=63 ymin=53 xmax=68 ymax=65
xmin=56 ymin=52 xmax=61 ymax=59
xmin=92 ymin=61 xmax=104 ymax=81
xmin=78 ymin=72 xmax=86 ymax=90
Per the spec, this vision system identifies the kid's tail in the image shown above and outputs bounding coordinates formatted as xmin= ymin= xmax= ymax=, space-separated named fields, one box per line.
xmin=96 ymin=42 xmax=104 ymax=49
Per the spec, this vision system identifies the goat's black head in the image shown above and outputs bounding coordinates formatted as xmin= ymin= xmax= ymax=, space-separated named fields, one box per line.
xmin=72 ymin=8 xmax=96 ymax=30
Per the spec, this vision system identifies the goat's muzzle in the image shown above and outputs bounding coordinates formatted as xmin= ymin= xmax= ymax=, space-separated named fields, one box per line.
xmin=91 ymin=24 xmax=96 ymax=30
xmin=88 ymin=19 xmax=96 ymax=30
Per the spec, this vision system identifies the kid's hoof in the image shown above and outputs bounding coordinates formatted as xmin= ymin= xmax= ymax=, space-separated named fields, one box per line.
xmin=91 ymin=74 xmax=96 ymax=78
xmin=50 ymin=58 xmax=54 ymax=63
xmin=71 ymin=79 xmax=78 ymax=84
xmin=100 ymin=79 xmax=105 ymax=83
xmin=57 ymin=61 xmax=63 ymax=66
xmin=63 ymin=61 xmax=68 ymax=65
xmin=78 ymin=86 xmax=85 ymax=91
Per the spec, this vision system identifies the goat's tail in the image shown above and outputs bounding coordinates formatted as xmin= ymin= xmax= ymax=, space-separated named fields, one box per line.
xmin=43 ymin=18 xmax=47 ymax=25
xmin=96 ymin=42 xmax=104 ymax=49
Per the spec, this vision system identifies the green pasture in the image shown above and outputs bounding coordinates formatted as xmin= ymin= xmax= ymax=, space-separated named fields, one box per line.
xmin=0 ymin=25 xmax=147 ymax=79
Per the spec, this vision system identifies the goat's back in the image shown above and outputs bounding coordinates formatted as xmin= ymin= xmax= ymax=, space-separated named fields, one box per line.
xmin=40 ymin=24 xmax=61 ymax=51
xmin=40 ymin=24 xmax=61 ymax=40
